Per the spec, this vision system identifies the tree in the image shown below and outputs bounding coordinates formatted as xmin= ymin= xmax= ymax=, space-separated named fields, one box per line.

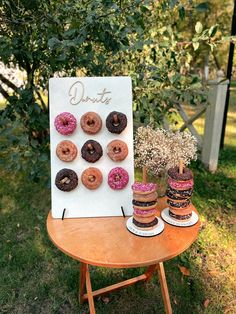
xmin=0 ymin=0 xmax=219 ymax=180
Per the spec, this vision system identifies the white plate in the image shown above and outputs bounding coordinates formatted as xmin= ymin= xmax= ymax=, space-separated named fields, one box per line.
xmin=161 ymin=207 xmax=199 ymax=227
xmin=126 ymin=216 xmax=165 ymax=237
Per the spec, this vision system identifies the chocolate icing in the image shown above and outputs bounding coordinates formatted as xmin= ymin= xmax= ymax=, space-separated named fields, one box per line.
xmin=55 ymin=168 xmax=78 ymax=192
xmin=168 ymin=166 xmax=193 ymax=181
xmin=81 ymin=140 xmax=103 ymax=163
xmin=132 ymin=217 xmax=158 ymax=228
xmin=169 ymin=210 xmax=192 ymax=221
xmin=132 ymin=200 xmax=157 ymax=207
xmin=167 ymin=199 xmax=190 ymax=208
xmin=106 ymin=111 xmax=127 ymax=134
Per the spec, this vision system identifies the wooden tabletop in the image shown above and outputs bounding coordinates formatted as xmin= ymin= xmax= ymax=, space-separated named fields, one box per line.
xmin=47 ymin=198 xmax=200 ymax=268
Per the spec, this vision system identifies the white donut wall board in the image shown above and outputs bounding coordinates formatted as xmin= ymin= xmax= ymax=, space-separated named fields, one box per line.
xmin=49 ymin=77 xmax=134 ymax=218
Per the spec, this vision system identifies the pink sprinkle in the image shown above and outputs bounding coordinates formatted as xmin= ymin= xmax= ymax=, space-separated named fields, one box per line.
xmin=108 ymin=167 xmax=129 ymax=190
xmin=133 ymin=208 xmax=157 ymax=216
xmin=132 ymin=182 xmax=157 ymax=192
xmin=168 ymin=178 xmax=194 ymax=189
xmin=54 ymin=112 xmax=77 ymax=135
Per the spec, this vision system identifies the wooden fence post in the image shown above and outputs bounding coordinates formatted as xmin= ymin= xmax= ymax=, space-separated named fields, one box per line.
xmin=201 ymin=71 xmax=229 ymax=172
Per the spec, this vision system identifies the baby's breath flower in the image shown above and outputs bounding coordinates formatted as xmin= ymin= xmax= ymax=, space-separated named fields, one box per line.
xmin=134 ymin=126 xmax=197 ymax=176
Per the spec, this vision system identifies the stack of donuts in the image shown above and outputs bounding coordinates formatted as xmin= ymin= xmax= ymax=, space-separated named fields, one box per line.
xmin=166 ymin=166 xmax=194 ymax=221
xmin=131 ymin=182 xmax=158 ymax=230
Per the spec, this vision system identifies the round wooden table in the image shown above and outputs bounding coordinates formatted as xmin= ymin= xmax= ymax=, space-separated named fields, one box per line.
xmin=47 ymin=197 xmax=200 ymax=314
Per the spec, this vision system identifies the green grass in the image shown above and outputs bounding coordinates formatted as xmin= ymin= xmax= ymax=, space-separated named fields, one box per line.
xmin=1 ymin=151 xmax=236 ymax=313
xmin=0 ymin=94 xmax=236 ymax=313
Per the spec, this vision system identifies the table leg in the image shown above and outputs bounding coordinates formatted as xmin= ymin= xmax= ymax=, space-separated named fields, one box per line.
xmin=157 ymin=262 xmax=172 ymax=314
xmin=144 ymin=264 xmax=157 ymax=282
xmin=79 ymin=262 xmax=172 ymax=314
xmin=85 ymin=264 xmax=96 ymax=314
xmin=79 ymin=262 xmax=87 ymax=304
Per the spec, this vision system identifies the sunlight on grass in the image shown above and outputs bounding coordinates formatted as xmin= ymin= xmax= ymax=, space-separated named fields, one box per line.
xmin=191 ymin=221 xmax=236 ymax=313
xmin=0 ymin=99 xmax=6 ymax=110
xmin=0 ymin=195 xmax=16 ymax=214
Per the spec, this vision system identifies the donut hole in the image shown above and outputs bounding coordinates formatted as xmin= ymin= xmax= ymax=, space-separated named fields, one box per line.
xmin=88 ymin=148 xmax=95 ymax=155
xmin=115 ymin=174 xmax=121 ymax=181
xmin=62 ymin=148 xmax=70 ymax=155
xmin=60 ymin=176 xmax=71 ymax=184
xmin=88 ymin=175 xmax=96 ymax=182
xmin=112 ymin=119 xmax=120 ymax=127
xmin=87 ymin=119 xmax=95 ymax=126
xmin=112 ymin=114 xmax=120 ymax=126
xmin=87 ymin=144 xmax=95 ymax=155
xmin=178 ymin=167 xmax=186 ymax=174
xmin=60 ymin=117 xmax=69 ymax=126
xmin=113 ymin=146 xmax=121 ymax=154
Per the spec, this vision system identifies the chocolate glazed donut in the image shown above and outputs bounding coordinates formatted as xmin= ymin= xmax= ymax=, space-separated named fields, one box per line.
xmin=169 ymin=211 xmax=192 ymax=221
xmin=167 ymin=186 xmax=193 ymax=199
xmin=167 ymin=166 xmax=193 ymax=181
xmin=167 ymin=199 xmax=190 ymax=208
xmin=132 ymin=217 xmax=158 ymax=228
xmin=55 ymin=168 xmax=78 ymax=191
xmin=81 ymin=140 xmax=103 ymax=163
xmin=106 ymin=111 xmax=127 ymax=134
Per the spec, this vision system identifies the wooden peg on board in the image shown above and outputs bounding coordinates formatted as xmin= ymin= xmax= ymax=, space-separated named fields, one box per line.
xmin=113 ymin=114 xmax=118 ymax=125
xmin=179 ymin=159 xmax=184 ymax=174
xmin=142 ymin=166 xmax=147 ymax=184
xmin=87 ymin=143 xmax=93 ymax=151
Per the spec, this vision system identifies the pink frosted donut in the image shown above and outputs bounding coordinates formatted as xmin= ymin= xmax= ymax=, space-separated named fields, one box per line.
xmin=108 ymin=167 xmax=129 ymax=190
xmin=168 ymin=177 xmax=194 ymax=190
xmin=54 ymin=112 xmax=77 ymax=135
xmin=133 ymin=208 xmax=157 ymax=217
xmin=132 ymin=182 xmax=157 ymax=194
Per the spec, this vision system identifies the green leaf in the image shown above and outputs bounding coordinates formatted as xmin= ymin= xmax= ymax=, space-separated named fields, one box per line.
xmin=209 ymin=25 xmax=218 ymax=37
xmin=169 ymin=0 xmax=178 ymax=9
xmin=48 ymin=37 xmax=60 ymax=49
xmin=195 ymin=22 xmax=203 ymax=34
xmin=178 ymin=7 xmax=185 ymax=20
xmin=195 ymin=2 xmax=209 ymax=12
xmin=193 ymin=42 xmax=200 ymax=51
xmin=38 ymin=153 xmax=48 ymax=161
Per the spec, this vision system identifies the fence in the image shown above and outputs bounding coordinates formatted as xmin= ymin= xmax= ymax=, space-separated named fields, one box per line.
xmin=173 ymin=71 xmax=229 ymax=172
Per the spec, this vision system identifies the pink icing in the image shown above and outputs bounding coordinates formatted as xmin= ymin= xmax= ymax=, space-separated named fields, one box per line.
xmin=132 ymin=182 xmax=157 ymax=192
xmin=134 ymin=208 xmax=157 ymax=216
xmin=54 ymin=112 xmax=77 ymax=135
xmin=168 ymin=177 xmax=194 ymax=189
xmin=108 ymin=167 xmax=129 ymax=190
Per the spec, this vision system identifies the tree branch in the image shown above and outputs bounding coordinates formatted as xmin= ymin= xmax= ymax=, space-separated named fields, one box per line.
xmin=0 ymin=84 xmax=11 ymax=100
xmin=35 ymin=88 xmax=47 ymax=112
xmin=212 ymin=51 xmax=221 ymax=70
xmin=0 ymin=74 xmax=19 ymax=93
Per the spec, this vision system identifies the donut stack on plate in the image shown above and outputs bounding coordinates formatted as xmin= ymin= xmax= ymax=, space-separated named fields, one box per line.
xmin=166 ymin=166 xmax=194 ymax=221
xmin=131 ymin=182 xmax=158 ymax=230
